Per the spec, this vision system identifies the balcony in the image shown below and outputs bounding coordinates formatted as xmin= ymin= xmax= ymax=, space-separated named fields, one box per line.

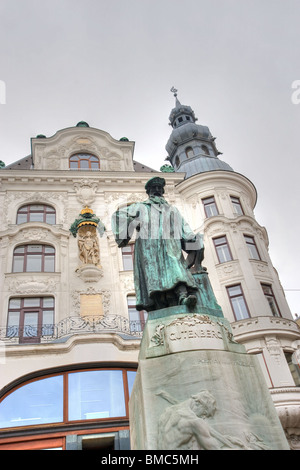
xmin=0 ymin=314 xmax=144 ymax=345
xmin=231 ymin=315 xmax=300 ymax=344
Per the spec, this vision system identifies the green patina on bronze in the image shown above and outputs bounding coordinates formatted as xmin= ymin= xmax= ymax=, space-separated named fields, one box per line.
xmin=70 ymin=206 xmax=105 ymax=238
xmin=112 ymin=176 xmax=223 ymax=317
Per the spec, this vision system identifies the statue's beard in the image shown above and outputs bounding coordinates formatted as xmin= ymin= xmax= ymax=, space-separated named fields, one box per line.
xmin=150 ymin=196 xmax=166 ymax=204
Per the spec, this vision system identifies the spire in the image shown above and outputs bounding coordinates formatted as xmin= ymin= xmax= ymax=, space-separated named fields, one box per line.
xmin=168 ymin=87 xmax=197 ymax=129
xmin=170 ymin=86 xmax=181 ymax=108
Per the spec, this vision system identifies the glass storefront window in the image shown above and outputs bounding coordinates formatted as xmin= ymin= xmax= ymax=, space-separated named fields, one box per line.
xmin=68 ymin=370 xmax=126 ymax=421
xmin=127 ymin=370 xmax=136 ymax=396
xmin=0 ymin=376 xmax=64 ymax=428
xmin=0 ymin=368 xmax=136 ymax=430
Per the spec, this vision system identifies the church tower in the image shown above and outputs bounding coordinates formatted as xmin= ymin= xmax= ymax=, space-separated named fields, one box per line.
xmin=165 ymin=89 xmax=300 ymax=448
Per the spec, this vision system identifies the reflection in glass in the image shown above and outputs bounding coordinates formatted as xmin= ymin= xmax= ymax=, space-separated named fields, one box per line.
xmin=0 ymin=376 xmax=64 ymax=428
xmin=127 ymin=371 xmax=136 ymax=396
xmin=68 ymin=370 xmax=126 ymax=421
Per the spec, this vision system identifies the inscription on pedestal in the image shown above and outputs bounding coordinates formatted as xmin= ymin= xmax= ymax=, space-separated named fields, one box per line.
xmin=150 ymin=315 xmax=225 ymax=354
xmin=166 ymin=316 xmax=223 ymax=353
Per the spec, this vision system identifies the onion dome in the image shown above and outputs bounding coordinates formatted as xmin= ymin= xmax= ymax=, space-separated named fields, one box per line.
xmin=165 ymin=90 xmax=233 ymax=178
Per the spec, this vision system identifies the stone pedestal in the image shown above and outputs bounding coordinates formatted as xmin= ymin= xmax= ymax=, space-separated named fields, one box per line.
xmin=129 ymin=306 xmax=289 ymax=450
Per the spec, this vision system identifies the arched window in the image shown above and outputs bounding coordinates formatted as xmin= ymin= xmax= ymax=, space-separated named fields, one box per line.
xmin=69 ymin=153 xmax=100 ymax=171
xmin=185 ymin=147 xmax=194 ymax=159
xmin=16 ymin=204 xmax=56 ymax=224
xmin=201 ymin=145 xmax=210 ymax=155
xmin=12 ymin=244 xmax=55 ymax=273
xmin=0 ymin=367 xmax=136 ymax=430
xmin=175 ymin=156 xmax=180 ymax=167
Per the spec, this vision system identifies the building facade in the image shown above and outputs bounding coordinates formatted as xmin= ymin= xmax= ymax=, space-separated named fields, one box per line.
xmin=0 ymin=98 xmax=300 ymax=450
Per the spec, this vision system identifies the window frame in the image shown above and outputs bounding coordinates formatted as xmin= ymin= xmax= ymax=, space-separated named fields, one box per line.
xmin=230 ymin=196 xmax=244 ymax=216
xmin=121 ymin=245 xmax=135 ymax=271
xmin=127 ymin=295 xmax=148 ymax=333
xmin=69 ymin=153 xmax=100 ymax=171
xmin=213 ymin=235 xmax=233 ymax=263
xmin=226 ymin=284 xmax=250 ymax=321
xmin=285 ymin=352 xmax=300 ymax=386
xmin=244 ymin=235 xmax=261 ymax=260
xmin=7 ymin=297 xmax=55 ymax=344
xmin=185 ymin=147 xmax=194 ymax=159
xmin=12 ymin=244 xmax=55 ymax=273
xmin=202 ymin=196 xmax=219 ymax=218
xmin=261 ymin=283 xmax=281 ymax=317
xmin=0 ymin=367 xmax=136 ymax=432
xmin=16 ymin=204 xmax=56 ymax=225
xmin=201 ymin=144 xmax=210 ymax=156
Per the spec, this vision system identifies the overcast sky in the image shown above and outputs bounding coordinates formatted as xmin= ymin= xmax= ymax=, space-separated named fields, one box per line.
xmin=0 ymin=0 xmax=299 ymax=315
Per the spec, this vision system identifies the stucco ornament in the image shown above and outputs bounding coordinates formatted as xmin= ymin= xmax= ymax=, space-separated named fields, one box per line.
xmin=70 ymin=206 xmax=105 ymax=267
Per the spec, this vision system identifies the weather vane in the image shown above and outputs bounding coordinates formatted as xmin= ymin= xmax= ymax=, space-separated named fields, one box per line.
xmin=170 ymin=86 xmax=178 ymax=97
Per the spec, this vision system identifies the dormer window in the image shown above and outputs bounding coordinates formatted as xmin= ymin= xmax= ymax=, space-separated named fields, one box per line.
xmin=69 ymin=153 xmax=100 ymax=171
xmin=201 ymin=145 xmax=210 ymax=156
xmin=185 ymin=147 xmax=194 ymax=159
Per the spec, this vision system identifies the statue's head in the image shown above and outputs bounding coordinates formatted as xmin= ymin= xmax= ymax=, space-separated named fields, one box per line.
xmin=145 ymin=177 xmax=166 ymax=197
xmin=190 ymin=390 xmax=217 ymax=418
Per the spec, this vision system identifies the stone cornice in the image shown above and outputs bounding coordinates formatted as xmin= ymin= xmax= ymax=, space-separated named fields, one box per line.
xmin=0 ymin=221 xmax=70 ymax=240
xmin=1 ymin=332 xmax=141 ymax=359
xmin=176 ymin=170 xmax=257 ymax=208
xmin=232 ymin=315 xmax=300 ymax=342
xmin=0 ymin=169 xmax=184 ymax=187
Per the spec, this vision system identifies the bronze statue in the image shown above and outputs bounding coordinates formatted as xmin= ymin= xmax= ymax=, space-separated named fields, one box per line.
xmin=112 ymin=177 xmax=204 ymax=312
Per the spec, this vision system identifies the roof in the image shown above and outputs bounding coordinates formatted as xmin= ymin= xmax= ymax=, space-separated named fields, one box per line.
xmin=3 ymin=155 xmax=33 ymax=170
xmin=2 ymin=156 xmax=157 ymax=173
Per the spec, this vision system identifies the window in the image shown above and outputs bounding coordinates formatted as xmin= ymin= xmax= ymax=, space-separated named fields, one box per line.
xmin=0 ymin=368 xmax=136 ymax=430
xmin=185 ymin=147 xmax=194 ymax=159
xmin=202 ymin=196 xmax=219 ymax=218
xmin=68 ymin=370 xmax=126 ymax=421
xmin=7 ymin=297 xmax=55 ymax=343
xmin=69 ymin=153 xmax=100 ymax=171
xmin=244 ymin=235 xmax=260 ymax=260
xmin=175 ymin=155 xmax=180 ymax=167
xmin=201 ymin=145 xmax=210 ymax=155
xmin=213 ymin=236 xmax=233 ymax=263
xmin=261 ymin=284 xmax=281 ymax=317
xmin=12 ymin=244 xmax=55 ymax=273
xmin=285 ymin=352 xmax=300 ymax=386
xmin=121 ymin=245 xmax=134 ymax=271
xmin=127 ymin=295 xmax=148 ymax=332
xmin=17 ymin=204 xmax=56 ymax=224
xmin=0 ymin=375 xmax=64 ymax=429
xmin=231 ymin=196 xmax=244 ymax=216
xmin=227 ymin=284 xmax=250 ymax=321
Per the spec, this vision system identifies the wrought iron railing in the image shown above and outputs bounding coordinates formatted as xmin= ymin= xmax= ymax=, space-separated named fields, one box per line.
xmin=0 ymin=315 xmax=144 ymax=344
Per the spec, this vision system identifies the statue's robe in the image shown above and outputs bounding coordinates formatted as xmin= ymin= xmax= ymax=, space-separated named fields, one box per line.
xmin=112 ymin=197 xmax=202 ymax=311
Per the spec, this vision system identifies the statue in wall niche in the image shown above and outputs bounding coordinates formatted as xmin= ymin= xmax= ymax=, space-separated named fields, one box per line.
xmin=112 ymin=177 xmax=205 ymax=312
xmin=156 ymin=390 xmax=269 ymax=450
xmin=70 ymin=206 xmax=106 ymax=267
xmin=78 ymin=229 xmax=100 ymax=265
